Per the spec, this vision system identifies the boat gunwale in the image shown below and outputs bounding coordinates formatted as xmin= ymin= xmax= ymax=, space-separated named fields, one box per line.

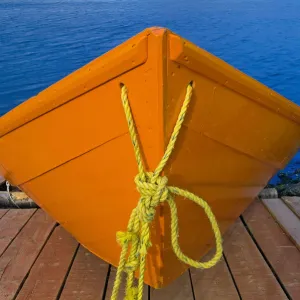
xmin=2 ymin=27 xmax=300 ymax=139
xmin=168 ymin=33 xmax=300 ymax=126
xmin=0 ymin=29 xmax=151 ymax=139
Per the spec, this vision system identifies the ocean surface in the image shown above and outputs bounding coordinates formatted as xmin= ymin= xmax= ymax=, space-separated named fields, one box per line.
xmin=1 ymin=0 xmax=300 ymax=181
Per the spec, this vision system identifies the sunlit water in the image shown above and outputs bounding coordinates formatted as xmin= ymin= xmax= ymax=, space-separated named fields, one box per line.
xmin=1 ymin=0 xmax=300 ymax=182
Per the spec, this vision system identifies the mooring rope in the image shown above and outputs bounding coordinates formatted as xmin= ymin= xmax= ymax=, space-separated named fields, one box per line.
xmin=111 ymin=83 xmax=223 ymax=300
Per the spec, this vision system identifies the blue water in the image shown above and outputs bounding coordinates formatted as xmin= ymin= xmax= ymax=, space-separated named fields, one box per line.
xmin=1 ymin=0 xmax=300 ymax=181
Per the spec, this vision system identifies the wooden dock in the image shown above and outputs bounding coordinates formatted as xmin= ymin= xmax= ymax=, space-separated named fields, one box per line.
xmin=0 ymin=198 xmax=299 ymax=299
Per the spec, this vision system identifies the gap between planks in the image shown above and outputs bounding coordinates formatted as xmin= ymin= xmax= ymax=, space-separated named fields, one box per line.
xmin=15 ymin=226 xmax=78 ymax=300
xmin=281 ymin=196 xmax=300 ymax=219
xmin=1 ymin=201 xmax=298 ymax=300
xmin=0 ymin=209 xmax=56 ymax=299
xmin=262 ymin=198 xmax=300 ymax=249
xmin=59 ymin=245 xmax=110 ymax=300
xmin=0 ymin=209 xmax=37 ymax=256
xmin=223 ymin=215 xmax=288 ymax=299
xmin=243 ymin=200 xmax=300 ymax=299
xmin=0 ymin=209 xmax=9 ymax=219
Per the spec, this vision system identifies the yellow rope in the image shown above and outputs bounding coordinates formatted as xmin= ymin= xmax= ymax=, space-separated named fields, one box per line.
xmin=111 ymin=83 xmax=223 ymax=300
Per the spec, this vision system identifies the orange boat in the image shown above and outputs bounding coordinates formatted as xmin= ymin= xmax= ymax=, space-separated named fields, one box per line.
xmin=0 ymin=27 xmax=300 ymax=293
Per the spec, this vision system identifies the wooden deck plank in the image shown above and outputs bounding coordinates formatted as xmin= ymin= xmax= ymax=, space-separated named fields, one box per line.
xmin=0 ymin=209 xmax=36 ymax=256
xmin=105 ymin=266 xmax=148 ymax=299
xmin=150 ymin=271 xmax=193 ymax=300
xmin=282 ymin=196 xmax=300 ymax=219
xmin=223 ymin=218 xmax=287 ymax=299
xmin=0 ymin=209 xmax=8 ymax=219
xmin=0 ymin=209 xmax=56 ymax=299
xmin=16 ymin=226 xmax=78 ymax=300
xmin=262 ymin=198 xmax=300 ymax=248
xmin=243 ymin=200 xmax=300 ymax=299
xmin=0 ymin=202 xmax=298 ymax=299
xmin=60 ymin=246 xmax=109 ymax=300
xmin=190 ymin=255 xmax=240 ymax=300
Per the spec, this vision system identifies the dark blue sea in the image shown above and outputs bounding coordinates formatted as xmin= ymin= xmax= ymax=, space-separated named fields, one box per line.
xmin=1 ymin=0 xmax=300 ymax=182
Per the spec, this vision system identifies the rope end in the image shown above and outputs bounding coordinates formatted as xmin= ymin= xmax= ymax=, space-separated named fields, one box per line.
xmin=125 ymin=287 xmax=138 ymax=300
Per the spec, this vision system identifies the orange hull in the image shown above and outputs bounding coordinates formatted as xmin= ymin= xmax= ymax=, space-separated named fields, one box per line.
xmin=0 ymin=27 xmax=299 ymax=288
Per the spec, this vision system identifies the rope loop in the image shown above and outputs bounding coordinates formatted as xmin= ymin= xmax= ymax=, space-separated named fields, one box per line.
xmin=135 ymin=172 xmax=169 ymax=223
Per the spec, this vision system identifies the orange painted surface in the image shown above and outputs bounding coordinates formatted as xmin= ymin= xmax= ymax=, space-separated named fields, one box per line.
xmin=0 ymin=27 xmax=300 ymax=288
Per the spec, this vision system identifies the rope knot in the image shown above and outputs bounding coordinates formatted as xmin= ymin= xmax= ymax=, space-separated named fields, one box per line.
xmin=135 ymin=172 xmax=169 ymax=223
xmin=124 ymin=258 xmax=139 ymax=273
xmin=116 ymin=231 xmax=138 ymax=246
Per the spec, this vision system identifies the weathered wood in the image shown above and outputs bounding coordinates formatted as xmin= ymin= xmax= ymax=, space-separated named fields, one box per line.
xmin=16 ymin=226 xmax=78 ymax=300
xmin=0 ymin=209 xmax=56 ymax=299
xmin=60 ymin=246 xmax=109 ymax=300
xmin=243 ymin=200 xmax=300 ymax=299
xmin=150 ymin=271 xmax=193 ymax=300
xmin=190 ymin=255 xmax=240 ymax=300
xmin=262 ymin=198 xmax=300 ymax=248
xmin=223 ymin=219 xmax=287 ymax=299
xmin=0 ymin=191 xmax=38 ymax=208
xmin=282 ymin=196 xmax=300 ymax=219
xmin=105 ymin=266 xmax=148 ymax=299
xmin=0 ymin=201 xmax=299 ymax=299
xmin=0 ymin=209 xmax=36 ymax=256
